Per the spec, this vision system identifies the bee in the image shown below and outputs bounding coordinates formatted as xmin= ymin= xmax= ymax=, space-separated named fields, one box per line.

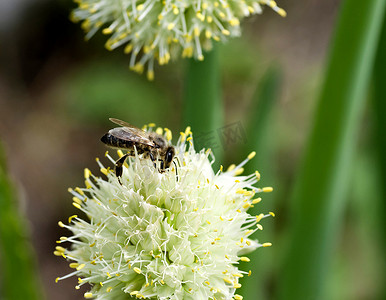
xmin=101 ymin=118 xmax=176 ymax=182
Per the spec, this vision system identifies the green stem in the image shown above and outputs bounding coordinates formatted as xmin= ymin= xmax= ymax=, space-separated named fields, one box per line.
xmin=0 ymin=141 xmax=44 ymax=300
xmin=277 ymin=0 xmax=386 ymax=299
xmin=372 ymin=6 xmax=386 ymax=298
xmin=183 ymin=46 xmax=223 ymax=163
xmin=239 ymin=66 xmax=283 ymax=299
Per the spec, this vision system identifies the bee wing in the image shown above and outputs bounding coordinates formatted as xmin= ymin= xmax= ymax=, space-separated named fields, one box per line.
xmin=109 ymin=128 xmax=155 ymax=147
xmin=109 ymin=118 xmax=138 ymax=128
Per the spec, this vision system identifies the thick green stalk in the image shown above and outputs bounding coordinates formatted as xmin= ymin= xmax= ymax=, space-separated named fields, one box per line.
xmin=373 ymin=7 xmax=386 ymax=298
xmin=239 ymin=67 xmax=283 ymax=299
xmin=277 ymin=0 xmax=386 ymax=299
xmin=0 ymin=141 xmax=44 ymax=300
xmin=184 ymin=47 xmax=223 ymax=163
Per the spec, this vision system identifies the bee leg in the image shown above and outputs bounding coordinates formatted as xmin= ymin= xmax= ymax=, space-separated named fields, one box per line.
xmin=115 ymin=154 xmax=129 ymax=184
xmin=149 ymin=153 xmax=157 ymax=169
xmin=173 ymin=160 xmax=179 ymax=182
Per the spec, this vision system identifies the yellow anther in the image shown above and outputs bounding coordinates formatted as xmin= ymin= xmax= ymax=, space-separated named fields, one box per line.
xmin=223 ymin=277 xmax=232 ymax=284
xmin=72 ymin=202 xmax=81 ymax=209
xmin=89 ymin=242 xmax=95 ymax=247
xmin=146 ymin=70 xmax=154 ymax=81
xmin=229 ymin=18 xmax=240 ymax=26
xmin=248 ymin=151 xmax=256 ymax=160
xmin=196 ymin=12 xmax=205 ymax=21
xmin=156 ymin=127 xmax=163 ymax=135
xmin=60 ymin=236 xmax=67 ymax=241
xmin=117 ymin=149 xmax=124 ymax=158
xmin=263 ymin=242 xmax=272 ymax=247
xmin=69 ymin=215 xmax=78 ymax=223
xmin=148 ymin=123 xmax=156 ymax=127
xmin=202 ymin=2 xmax=209 ymax=9
xmin=256 ymin=224 xmax=263 ymax=230
xmin=248 ymin=5 xmax=254 ymax=13
xmin=234 ymin=168 xmax=244 ymax=176
xmin=248 ymin=270 xmax=252 ymax=276
xmin=235 ymin=294 xmax=243 ymax=300
xmin=164 ymin=128 xmax=172 ymax=141
xmin=107 ymin=272 xmax=112 ymax=278
xmin=206 ymin=220 xmax=211 ymax=225
xmin=236 ymin=188 xmax=245 ymax=194
xmin=242 ymin=203 xmax=251 ymax=209
xmin=240 ymin=256 xmax=250 ymax=262
xmin=100 ymin=168 xmax=109 ymax=176
xmin=167 ymin=23 xmax=175 ymax=30
xmin=55 ymin=246 xmax=65 ymax=252
xmin=160 ymin=279 xmax=165 ymax=285
xmin=76 ymin=264 xmax=85 ymax=270
xmin=69 ymin=263 xmax=79 ymax=269
xmin=227 ymin=164 xmax=236 ymax=171
xmin=256 ymin=213 xmax=264 ymax=222
xmin=84 ymin=179 xmax=92 ymax=189
xmin=262 ymin=187 xmax=273 ymax=192
xmin=84 ymin=168 xmax=91 ymax=179
xmin=106 ymin=287 xmax=112 ymax=292
xmin=124 ymin=43 xmax=133 ymax=54
xmin=215 ymin=184 xmax=219 ymax=189
xmin=194 ymin=27 xmax=200 ymax=36
xmin=252 ymin=197 xmax=262 ymax=204
xmin=198 ymin=54 xmax=204 ymax=61
xmin=75 ymin=187 xmax=84 ymax=195
xmin=277 ymin=8 xmax=287 ymax=17
xmin=99 ymin=282 xmax=103 ymax=286
xmin=84 ymin=292 xmax=93 ymax=298
xmin=234 ymin=283 xmax=242 ymax=288
xmin=137 ymin=4 xmax=144 ymax=10
xmin=79 ymin=3 xmax=89 ymax=9
xmin=133 ymin=267 xmax=142 ymax=274
xmin=269 ymin=0 xmax=277 ymax=7
xmin=58 ymin=221 xmax=65 ymax=228
xmin=72 ymin=196 xmax=82 ymax=204
xmin=205 ymin=30 xmax=212 ymax=39
xmin=173 ymin=7 xmax=179 ymax=14
xmin=269 ymin=212 xmax=275 ymax=217
xmin=207 ymin=16 xmax=213 ymax=23
xmin=246 ymin=240 xmax=251 ymax=246
xmin=130 ymin=291 xmax=139 ymax=296
xmin=102 ymin=28 xmax=112 ymax=35
xmin=205 ymin=280 xmax=210 ymax=285
xmin=55 ymin=277 xmax=60 ymax=283
xmin=236 ymin=209 xmax=241 ymax=213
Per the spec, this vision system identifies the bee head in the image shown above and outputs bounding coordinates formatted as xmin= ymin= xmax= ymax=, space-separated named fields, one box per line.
xmin=162 ymin=146 xmax=175 ymax=170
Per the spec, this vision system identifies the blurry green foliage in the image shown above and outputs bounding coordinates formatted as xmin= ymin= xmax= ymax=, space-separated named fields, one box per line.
xmin=58 ymin=61 xmax=173 ymax=126
xmin=0 ymin=142 xmax=44 ymax=300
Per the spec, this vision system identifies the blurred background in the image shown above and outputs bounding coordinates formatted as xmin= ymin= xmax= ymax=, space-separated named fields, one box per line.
xmin=0 ymin=0 xmax=385 ymax=299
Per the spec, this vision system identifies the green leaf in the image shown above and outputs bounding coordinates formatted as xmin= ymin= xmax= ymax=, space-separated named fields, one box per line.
xmin=0 ymin=141 xmax=44 ymax=300
xmin=277 ymin=0 xmax=386 ymax=299
xmin=372 ymin=7 xmax=386 ymax=298
xmin=239 ymin=66 xmax=283 ymax=299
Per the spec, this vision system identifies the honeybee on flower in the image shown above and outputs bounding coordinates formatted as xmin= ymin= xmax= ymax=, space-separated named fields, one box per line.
xmin=55 ymin=124 xmax=274 ymax=299
xmin=71 ymin=0 xmax=285 ymax=80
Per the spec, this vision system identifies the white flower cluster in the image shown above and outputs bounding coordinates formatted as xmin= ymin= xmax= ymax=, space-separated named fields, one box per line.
xmin=55 ymin=126 xmax=274 ymax=299
xmin=71 ymin=0 xmax=285 ymax=79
